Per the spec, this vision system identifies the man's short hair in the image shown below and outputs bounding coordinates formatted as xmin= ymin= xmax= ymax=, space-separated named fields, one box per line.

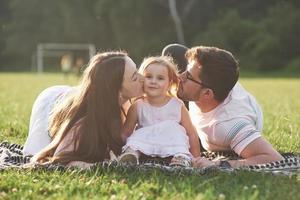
xmin=162 ymin=43 xmax=188 ymax=73
xmin=186 ymin=46 xmax=239 ymax=102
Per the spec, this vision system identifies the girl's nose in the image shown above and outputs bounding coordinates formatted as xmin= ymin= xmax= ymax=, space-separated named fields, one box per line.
xmin=150 ymin=78 xmax=156 ymax=83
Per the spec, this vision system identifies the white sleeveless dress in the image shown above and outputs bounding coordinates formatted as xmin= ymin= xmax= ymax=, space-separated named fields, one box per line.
xmin=123 ymin=97 xmax=191 ymax=158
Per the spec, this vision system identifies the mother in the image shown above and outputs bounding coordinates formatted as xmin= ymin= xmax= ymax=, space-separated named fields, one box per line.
xmin=23 ymin=51 xmax=144 ymax=167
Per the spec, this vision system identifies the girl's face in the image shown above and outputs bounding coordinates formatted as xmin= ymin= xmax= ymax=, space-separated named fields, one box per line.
xmin=120 ymin=56 xmax=144 ymax=99
xmin=143 ymin=63 xmax=170 ymax=98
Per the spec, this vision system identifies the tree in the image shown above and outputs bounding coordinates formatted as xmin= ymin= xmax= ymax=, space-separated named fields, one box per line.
xmin=1 ymin=0 xmax=300 ymax=72
xmin=168 ymin=0 xmax=185 ymax=44
xmin=0 ymin=0 xmax=10 ymax=69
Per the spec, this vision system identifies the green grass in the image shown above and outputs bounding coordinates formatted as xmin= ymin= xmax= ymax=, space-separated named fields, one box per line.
xmin=0 ymin=72 xmax=300 ymax=200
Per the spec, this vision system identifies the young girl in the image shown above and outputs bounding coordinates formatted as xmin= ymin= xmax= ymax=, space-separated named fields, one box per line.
xmin=120 ymin=56 xmax=200 ymax=166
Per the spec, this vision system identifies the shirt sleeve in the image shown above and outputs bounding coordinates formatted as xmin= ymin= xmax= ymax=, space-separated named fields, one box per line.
xmin=215 ymin=118 xmax=261 ymax=155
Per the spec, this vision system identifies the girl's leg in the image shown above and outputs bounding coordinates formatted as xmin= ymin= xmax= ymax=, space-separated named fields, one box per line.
xmin=119 ymin=147 xmax=140 ymax=164
xmin=170 ymin=153 xmax=192 ymax=167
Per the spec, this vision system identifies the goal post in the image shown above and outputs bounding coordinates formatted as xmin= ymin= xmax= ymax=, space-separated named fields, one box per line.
xmin=36 ymin=43 xmax=96 ymax=73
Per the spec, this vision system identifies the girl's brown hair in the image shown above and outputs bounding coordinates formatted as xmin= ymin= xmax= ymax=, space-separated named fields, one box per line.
xmin=33 ymin=51 xmax=128 ymax=164
xmin=139 ymin=56 xmax=179 ymax=96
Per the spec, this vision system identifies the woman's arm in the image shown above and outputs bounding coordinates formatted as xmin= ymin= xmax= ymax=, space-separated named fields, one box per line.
xmin=31 ymin=119 xmax=83 ymax=164
xmin=53 ymin=121 xmax=97 ymax=169
xmin=121 ymin=103 xmax=138 ymax=142
xmin=180 ymin=106 xmax=201 ymax=157
xmin=53 ymin=120 xmax=82 ymax=157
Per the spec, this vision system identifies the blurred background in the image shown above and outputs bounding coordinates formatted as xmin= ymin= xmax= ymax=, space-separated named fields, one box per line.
xmin=0 ymin=0 xmax=300 ymax=74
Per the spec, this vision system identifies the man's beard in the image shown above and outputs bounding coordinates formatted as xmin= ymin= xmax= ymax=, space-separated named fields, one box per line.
xmin=177 ymin=82 xmax=186 ymax=100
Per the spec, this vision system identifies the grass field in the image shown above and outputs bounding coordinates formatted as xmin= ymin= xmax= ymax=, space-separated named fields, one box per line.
xmin=0 ymin=72 xmax=299 ymax=200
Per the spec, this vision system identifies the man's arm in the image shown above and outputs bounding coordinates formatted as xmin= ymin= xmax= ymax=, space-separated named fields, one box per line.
xmin=193 ymin=137 xmax=283 ymax=168
xmin=228 ymin=137 xmax=283 ymax=167
xmin=193 ymin=118 xmax=284 ymax=168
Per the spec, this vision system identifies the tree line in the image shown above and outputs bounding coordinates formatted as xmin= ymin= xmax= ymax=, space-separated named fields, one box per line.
xmin=0 ymin=0 xmax=300 ymax=72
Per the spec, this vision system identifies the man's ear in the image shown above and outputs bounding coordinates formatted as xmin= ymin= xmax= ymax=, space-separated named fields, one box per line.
xmin=202 ymin=88 xmax=214 ymax=99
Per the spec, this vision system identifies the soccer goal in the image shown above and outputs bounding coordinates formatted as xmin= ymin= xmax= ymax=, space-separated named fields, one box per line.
xmin=35 ymin=43 xmax=96 ymax=73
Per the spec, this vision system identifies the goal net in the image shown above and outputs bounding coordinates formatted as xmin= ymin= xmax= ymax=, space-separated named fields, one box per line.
xmin=35 ymin=43 xmax=96 ymax=73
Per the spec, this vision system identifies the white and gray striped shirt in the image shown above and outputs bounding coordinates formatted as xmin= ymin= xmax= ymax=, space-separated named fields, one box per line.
xmin=189 ymin=82 xmax=263 ymax=155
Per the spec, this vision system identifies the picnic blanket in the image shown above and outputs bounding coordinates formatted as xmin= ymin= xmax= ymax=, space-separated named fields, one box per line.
xmin=1 ymin=141 xmax=300 ymax=176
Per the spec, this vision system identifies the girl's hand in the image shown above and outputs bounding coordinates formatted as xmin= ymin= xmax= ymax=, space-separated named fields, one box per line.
xmin=192 ymin=157 xmax=217 ymax=168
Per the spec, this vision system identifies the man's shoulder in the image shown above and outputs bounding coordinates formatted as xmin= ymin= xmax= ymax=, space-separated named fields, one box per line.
xmin=219 ymin=83 xmax=261 ymax=117
xmin=228 ymin=82 xmax=252 ymax=100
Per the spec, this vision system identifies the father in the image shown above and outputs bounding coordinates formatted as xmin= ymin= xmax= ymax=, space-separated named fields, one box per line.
xmin=164 ymin=44 xmax=283 ymax=168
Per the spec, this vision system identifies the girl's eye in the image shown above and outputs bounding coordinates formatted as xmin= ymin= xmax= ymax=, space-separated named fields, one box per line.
xmin=158 ymin=76 xmax=165 ymax=80
xmin=145 ymin=75 xmax=152 ymax=79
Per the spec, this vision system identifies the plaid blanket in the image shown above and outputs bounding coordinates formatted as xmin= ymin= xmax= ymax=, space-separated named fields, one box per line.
xmin=1 ymin=141 xmax=299 ymax=176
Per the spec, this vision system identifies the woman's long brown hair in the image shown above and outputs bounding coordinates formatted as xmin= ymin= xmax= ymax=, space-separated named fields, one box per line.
xmin=32 ymin=51 xmax=127 ymax=164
